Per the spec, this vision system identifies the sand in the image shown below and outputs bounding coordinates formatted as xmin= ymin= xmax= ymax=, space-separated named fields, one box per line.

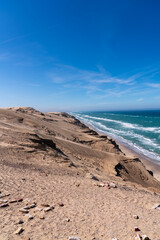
xmin=0 ymin=107 xmax=160 ymax=240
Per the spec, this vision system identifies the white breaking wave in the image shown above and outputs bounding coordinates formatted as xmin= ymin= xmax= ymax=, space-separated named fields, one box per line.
xmin=78 ymin=114 xmax=160 ymax=133
xmin=74 ymin=114 xmax=160 ymax=163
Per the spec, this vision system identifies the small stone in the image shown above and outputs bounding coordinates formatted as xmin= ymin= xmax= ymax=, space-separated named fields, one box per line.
xmin=41 ymin=203 xmax=50 ymax=207
xmin=0 ymin=203 xmax=9 ymax=208
xmin=69 ymin=237 xmax=81 ymax=240
xmin=109 ymin=182 xmax=117 ymax=188
xmin=0 ymin=193 xmax=10 ymax=199
xmin=134 ymin=227 xmax=141 ymax=232
xmin=18 ymin=219 xmax=24 ymax=224
xmin=39 ymin=214 xmax=45 ymax=219
xmin=44 ymin=206 xmax=54 ymax=212
xmin=58 ymin=202 xmax=64 ymax=207
xmin=22 ymin=178 xmax=26 ymax=181
xmin=9 ymin=200 xmax=17 ymax=203
xmin=152 ymin=204 xmax=160 ymax=210
xmin=23 ymin=206 xmax=30 ymax=209
xmin=0 ymin=199 xmax=8 ymax=203
xmin=17 ymin=219 xmax=24 ymax=224
xmin=26 ymin=214 xmax=34 ymax=220
xmin=112 ymin=238 xmax=118 ymax=240
xmin=98 ymin=183 xmax=105 ymax=187
xmin=66 ymin=218 xmax=70 ymax=222
xmin=19 ymin=208 xmax=29 ymax=214
xmin=14 ymin=227 xmax=24 ymax=235
xmin=133 ymin=215 xmax=139 ymax=219
xmin=29 ymin=203 xmax=36 ymax=208
xmin=17 ymin=198 xmax=23 ymax=202
xmin=75 ymin=183 xmax=80 ymax=187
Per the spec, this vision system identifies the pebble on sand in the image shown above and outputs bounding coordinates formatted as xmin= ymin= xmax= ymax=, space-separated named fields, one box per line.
xmin=14 ymin=227 xmax=24 ymax=235
xmin=58 ymin=202 xmax=64 ymax=207
xmin=19 ymin=208 xmax=29 ymax=214
xmin=41 ymin=203 xmax=50 ymax=207
xmin=44 ymin=206 xmax=54 ymax=212
xmin=152 ymin=203 xmax=160 ymax=210
xmin=69 ymin=237 xmax=81 ymax=240
xmin=39 ymin=214 xmax=45 ymax=219
xmin=26 ymin=214 xmax=34 ymax=220
xmin=18 ymin=219 xmax=24 ymax=224
xmin=0 ymin=203 xmax=9 ymax=208
xmin=134 ymin=227 xmax=141 ymax=232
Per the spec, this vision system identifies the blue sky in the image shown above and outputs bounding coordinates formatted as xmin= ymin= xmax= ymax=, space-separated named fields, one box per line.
xmin=0 ymin=0 xmax=160 ymax=112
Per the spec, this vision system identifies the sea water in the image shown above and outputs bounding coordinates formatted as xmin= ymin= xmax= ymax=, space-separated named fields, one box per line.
xmin=72 ymin=110 xmax=160 ymax=164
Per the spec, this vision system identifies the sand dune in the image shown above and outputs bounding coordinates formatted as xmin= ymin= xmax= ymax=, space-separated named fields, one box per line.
xmin=0 ymin=107 xmax=160 ymax=239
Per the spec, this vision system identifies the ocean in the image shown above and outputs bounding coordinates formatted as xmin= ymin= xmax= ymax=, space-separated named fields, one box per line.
xmin=72 ymin=110 xmax=160 ymax=164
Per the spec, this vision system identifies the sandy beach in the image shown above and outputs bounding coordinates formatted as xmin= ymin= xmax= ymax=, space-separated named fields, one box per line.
xmin=0 ymin=107 xmax=160 ymax=240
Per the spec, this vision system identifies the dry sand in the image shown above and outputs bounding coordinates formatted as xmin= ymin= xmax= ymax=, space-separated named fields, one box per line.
xmin=0 ymin=107 xmax=160 ymax=240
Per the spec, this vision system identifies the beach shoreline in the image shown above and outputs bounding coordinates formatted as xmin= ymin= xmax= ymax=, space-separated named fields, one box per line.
xmin=72 ymin=113 xmax=160 ymax=182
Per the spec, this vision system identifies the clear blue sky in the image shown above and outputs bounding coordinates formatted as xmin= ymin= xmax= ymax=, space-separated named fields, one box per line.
xmin=0 ymin=0 xmax=160 ymax=112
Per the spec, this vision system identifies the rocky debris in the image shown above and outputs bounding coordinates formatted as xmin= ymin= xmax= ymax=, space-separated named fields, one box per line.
xmin=9 ymin=198 xmax=23 ymax=203
xmin=69 ymin=237 xmax=81 ymax=240
xmin=22 ymin=203 xmax=36 ymax=210
xmin=66 ymin=218 xmax=70 ymax=222
xmin=14 ymin=227 xmax=24 ymax=235
xmin=9 ymin=199 xmax=18 ymax=203
xmin=109 ymin=182 xmax=117 ymax=188
xmin=0 ymin=199 xmax=8 ymax=203
xmin=0 ymin=193 xmax=10 ymax=198
xmin=0 ymin=203 xmax=9 ymax=207
xmin=58 ymin=202 xmax=64 ymax=207
xmin=44 ymin=206 xmax=54 ymax=212
xmin=134 ymin=227 xmax=141 ymax=232
xmin=26 ymin=214 xmax=34 ymax=220
xmin=86 ymin=173 xmax=99 ymax=181
xmin=133 ymin=215 xmax=139 ymax=219
xmin=39 ymin=214 xmax=45 ymax=219
xmin=97 ymin=183 xmax=105 ymax=187
xmin=41 ymin=203 xmax=50 ymax=207
xmin=19 ymin=208 xmax=29 ymax=214
xmin=75 ymin=183 xmax=80 ymax=187
xmin=152 ymin=203 xmax=160 ymax=210
xmin=93 ymin=182 xmax=117 ymax=188
xmin=17 ymin=198 xmax=23 ymax=202
xmin=17 ymin=219 xmax=24 ymax=224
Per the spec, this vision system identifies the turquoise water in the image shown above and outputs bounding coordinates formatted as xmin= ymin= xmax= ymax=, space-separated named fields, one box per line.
xmin=72 ymin=111 xmax=160 ymax=163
